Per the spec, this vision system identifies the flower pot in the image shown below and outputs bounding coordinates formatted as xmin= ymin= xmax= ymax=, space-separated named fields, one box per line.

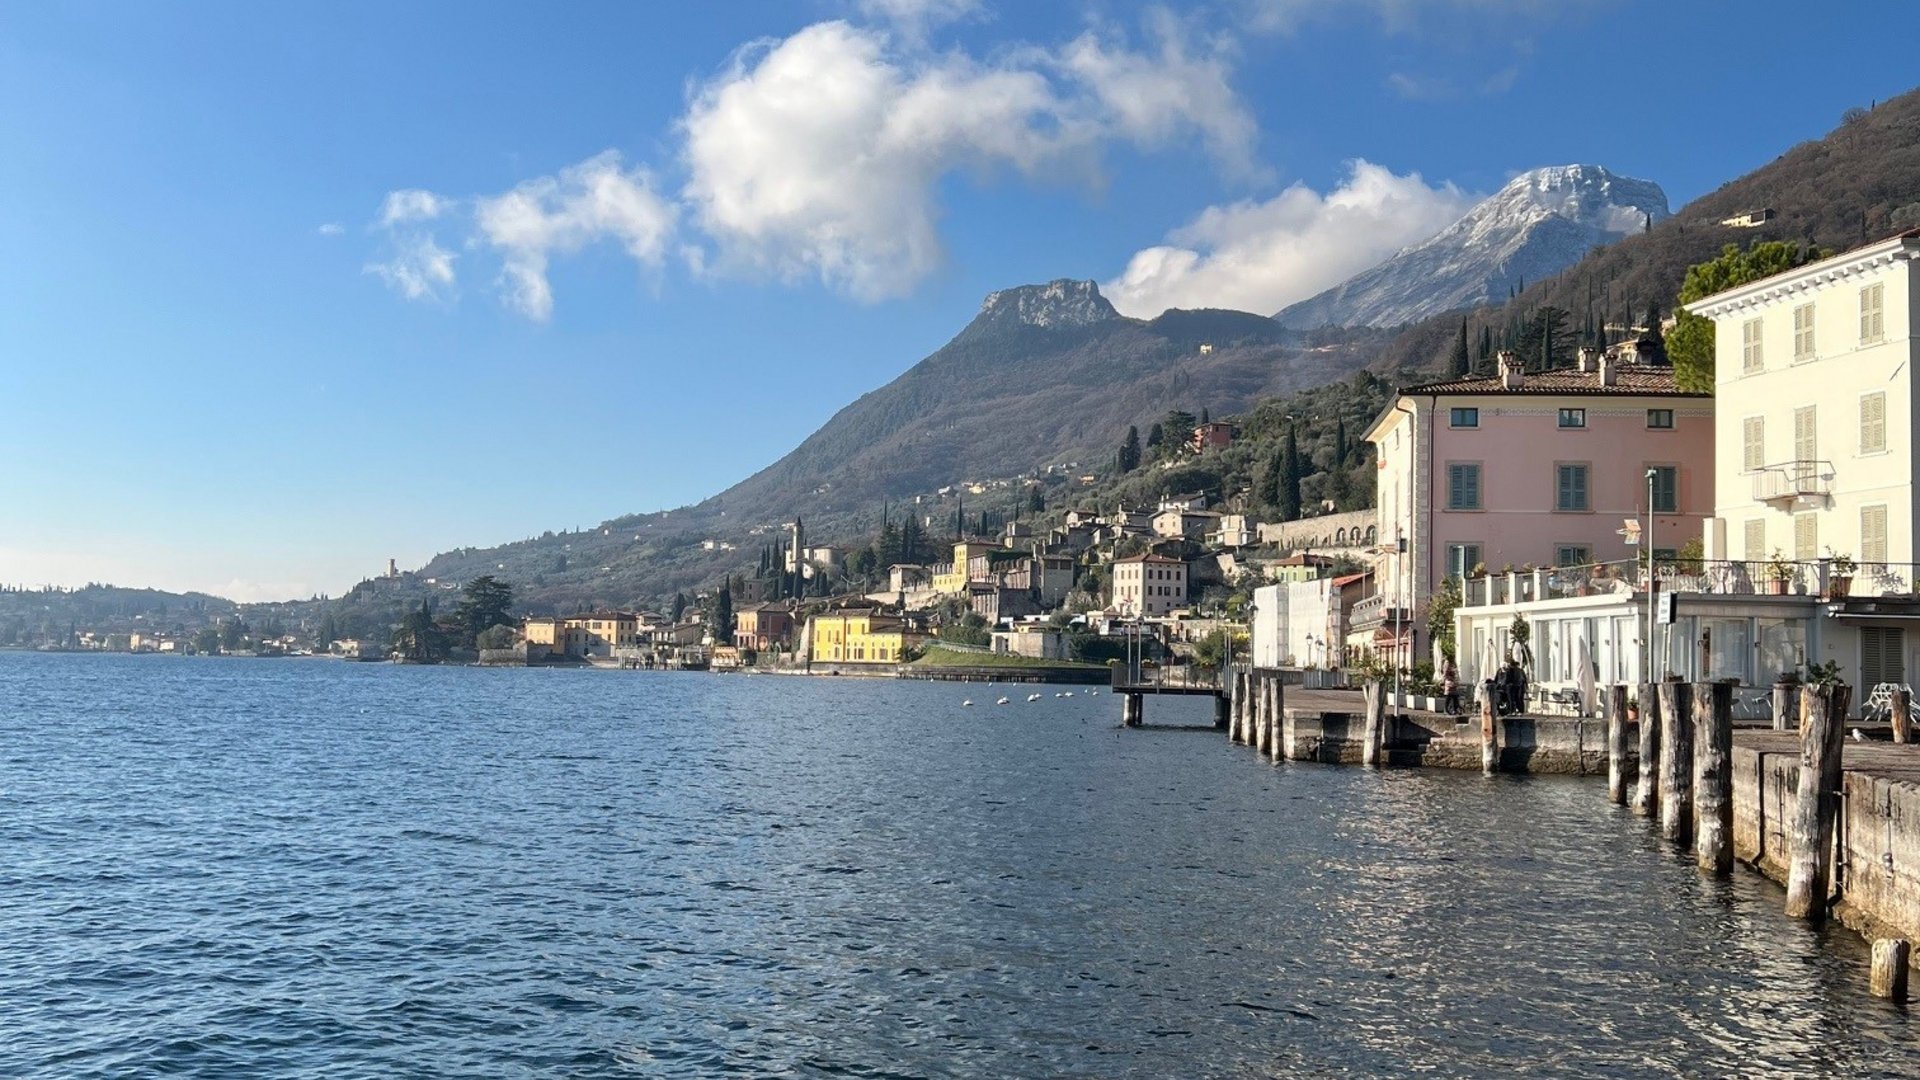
xmin=1765 ymin=579 xmax=1788 ymax=596
xmin=1828 ymin=575 xmax=1853 ymax=599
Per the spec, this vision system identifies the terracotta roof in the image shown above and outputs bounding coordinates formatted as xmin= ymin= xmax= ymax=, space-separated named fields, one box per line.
xmin=1114 ymin=553 xmax=1184 ymax=564
xmin=1400 ymin=365 xmax=1704 ymax=398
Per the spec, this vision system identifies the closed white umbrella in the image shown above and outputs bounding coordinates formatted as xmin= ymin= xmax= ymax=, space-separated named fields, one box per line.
xmin=1577 ymin=635 xmax=1597 ymax=718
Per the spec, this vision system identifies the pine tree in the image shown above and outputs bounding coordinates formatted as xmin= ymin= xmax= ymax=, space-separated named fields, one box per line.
xmin=1117 ymin=425 xmax=1141 ymax=472
xmin=1449 ymin=318 xmax=1470 ymax=376
xmin=1146 ymin=423 xmax=1164 ymax=452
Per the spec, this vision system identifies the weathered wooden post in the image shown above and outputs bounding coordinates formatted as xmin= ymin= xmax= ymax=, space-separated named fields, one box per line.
xmin=1362 ymin=681 xmax=1385 ymax=768
xmin=1634 ymin=682 xmax=1661 ymax=818
xmin=1871 ymin=939 xmax=1911 ymax=1002
xmin=1214 ymin=687 xmax=1231 ymax=733
xmin=1785 ymin=681 xmax=1852 ymax=921
xmin=1657 ymin=680 xmax=1694 ymax=845
xmin=1605 ymin=684 xmax=1630 ymax=804
xmin=1480 ymin=679 xmax=1499 ymax=776
xmin=1231 ymin=672 xmax=1247 ymax=743
xmin=1123 ymin=692 xmax=1143 ymax=727
xmin=1893 ymin=687 xmax=1912 ymax=745
xmin=1275 ymin=676 xmax=1294 ymax=763
xmin=1772 ymin=679 xmax=1800 ymax=731
xmin=1693 ymin=681 xmax=1734 ymax=876
xmin=1255 ymin=677 xmax=1272 ymax=757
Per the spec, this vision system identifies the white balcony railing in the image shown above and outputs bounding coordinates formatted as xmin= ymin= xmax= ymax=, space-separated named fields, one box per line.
xmin=1751 ymin=460 xmax=1832 ymax=505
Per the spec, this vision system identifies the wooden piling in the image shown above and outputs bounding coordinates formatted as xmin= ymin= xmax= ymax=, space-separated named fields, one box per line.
xmin=1772 ymin=681 xmax=1800 ymax=731
xmin=1871 ymin=939 xmax=1911 ymax=1001
xmin=1123 ymin=692 xmax=1143 ymax=727
xmin=1214 ymin=689 xmax=1231 ymax=733
xmin=1362 ymin=681 xmax=1385 ymax=768
xmin=1693 ymin=681 xmax=1734 ymax=877
xmin=1276 ymin=677 xmax=1294 ymax=762
xmin=1657 ymin=680 xmax=1694 ymax=845
xmin=1480 ymin=679 xmax=1499 ymax=776
xmin=1634 ymin=682 xmax=1660 ymax=818
xmin=1254 ymin=677 xmax=1272 ymax=757
xmin=1893 ymin=687 xmax=1912 ymax=746
xmin=1231 ymin=672 xmax=1247 ymax=743
xmin=1604 ymin=685 xmax=1630 ymax=804
xmin=1785 ymin=681 xmax=1852 ymax=921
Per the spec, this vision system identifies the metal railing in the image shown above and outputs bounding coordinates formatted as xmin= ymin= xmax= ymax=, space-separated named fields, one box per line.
xmin=1460 ymin=557 xmax=1920 ymax=607
xmin=1751 ymin=459 xmax=1833 ymax=503
xmin=1111 ymin=661 xmax=1226 ymax=691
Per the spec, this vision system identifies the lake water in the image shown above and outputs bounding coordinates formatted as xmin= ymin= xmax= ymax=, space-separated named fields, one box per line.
xmin=1 ymin=653 xmax=1914 ymax=1077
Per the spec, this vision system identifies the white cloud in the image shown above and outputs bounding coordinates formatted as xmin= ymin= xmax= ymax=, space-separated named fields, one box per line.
xmin=315 ymin=222 xmax=345 ymax=236
xmin=1249 ymin=0 xmax=1599 ymax=34
xmin=1102 ymin=159 xmax=1474 ymax=317
xmin=379 ymin=189 xmax=450 ymax=227
xmin=473 ymin=151 xmax=677 ymax=321
xmin=853 ymin=0 xmax=979 ymax=35
xmin=364 ymin=232 xmax=457 ymax=302
xmin=679 ymin=17 xmax=1254 ymax=300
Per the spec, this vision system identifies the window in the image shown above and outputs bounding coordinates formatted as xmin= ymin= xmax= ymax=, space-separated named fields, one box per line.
xmin=1744 ymin=519 xmax=1767 ymax=561
xmin=1557 ymin=408 xmax=1587 ymax=429
xmin=1793 ymin=405 xmax=1817 ymax=462
xmin=1446 ymin=463 xmax=1482 ymax=510
xmin=1445 ymin=543 xmax=1483 ymax=578
xmin=1742 ymin=417 xmax=1764 ymax=471
xmin=1555 ymin=545 xmax=1593 ymax=567
xmin=1860 ymin=392 xmax=1887 ymax=454
xmin=1861 ymin=283 xmax=1885 ymax=344
xmin=1648 ymin=466 xmax=1678 ymax=513
xmin=1862 ymin=505 xmax=1889 ymax=564
xmin=1793 ymin=512 xmax=1818 ymax=561
xmin=1555 ymin=463 xmax=1590 ymax=511
xmin=1647 ymin=408 xmax=1674 ymax=429
xmin=1450 ymin=407 xmax=1479 ymax=428
xmin=1792 ymin=303 xmax=1816 ymax=360
xmin=1742 ymin=318 xmax=1764 ymax=373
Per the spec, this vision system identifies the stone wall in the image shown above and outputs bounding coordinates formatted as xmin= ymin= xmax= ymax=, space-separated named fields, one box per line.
xmin=1277 ymin=708 xmax=1630 ymax=774
xmin=1733 ymin=741 xmax=1920 ymax=942
xmin=1257 ymin=509 xmax=1377 ymax=553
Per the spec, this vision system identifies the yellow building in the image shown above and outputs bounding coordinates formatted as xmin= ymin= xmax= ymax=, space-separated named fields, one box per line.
xmin=932 ymin=540 xmax=992 ymax=594
xmin=809 ymin=611 xmax=925 ymax=664
xmin=524 ymin=612 xmax=643 ymax=658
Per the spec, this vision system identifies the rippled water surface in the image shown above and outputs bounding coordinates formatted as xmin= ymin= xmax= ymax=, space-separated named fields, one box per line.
xmin=2 ymin=653 xmax=1915 ymax=1077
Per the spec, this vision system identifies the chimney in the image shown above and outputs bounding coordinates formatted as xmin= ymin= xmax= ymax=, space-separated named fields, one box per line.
xmin=1576 ymin=346 xmax=1601 ymax=373
xmin=1496 ymin=350 xmax=1522 ymax=389
xmin=1598 ymin=350 xmax=1618 ymax=387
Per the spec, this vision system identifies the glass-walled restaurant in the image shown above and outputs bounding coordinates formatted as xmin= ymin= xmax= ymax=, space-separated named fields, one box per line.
xmin=1457 ymin=594 xmax=1813 ymax=717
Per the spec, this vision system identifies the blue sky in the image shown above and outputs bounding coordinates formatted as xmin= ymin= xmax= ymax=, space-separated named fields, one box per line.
xmin=4 ymin=0 xmax=1917 ymax=601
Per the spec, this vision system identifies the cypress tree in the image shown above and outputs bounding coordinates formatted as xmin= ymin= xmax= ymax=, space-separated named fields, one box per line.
xmin=1117 ymin=425 xmax=1142 ymax=472
xmin=1278 ymin=424 xmax=1303 ymax=522
xmin=1449 ymin=318 xmax=1470 ymax=376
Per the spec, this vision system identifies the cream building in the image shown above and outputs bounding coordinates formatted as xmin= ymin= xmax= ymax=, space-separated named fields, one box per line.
xmin=1689 ymin=231 xmax=1918 ymax=571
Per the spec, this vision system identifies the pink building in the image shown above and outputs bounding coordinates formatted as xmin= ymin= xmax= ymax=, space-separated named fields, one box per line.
xmin=1362 ymin=348 xmax=1715 ymax=658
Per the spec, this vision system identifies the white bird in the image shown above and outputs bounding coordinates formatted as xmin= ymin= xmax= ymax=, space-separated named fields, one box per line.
xmin=1062 ymin=691 xmax=1075 ymax=698
xmin=1851 ymin=728 xmax=1866 ymax=742
xmin=1027 ymin=693 xmax=1041 ymax=702
xmin=962 ymin=699 xmax=974 ymax=707
xmin=996 ymin=696 xmax=1010 ymax=705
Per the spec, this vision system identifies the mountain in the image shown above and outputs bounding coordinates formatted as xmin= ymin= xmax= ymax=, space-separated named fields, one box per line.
xmin=1274 ymin=165 xmax=1671 ymax=329
xmin=1366 ymin=87 xmax=1920 ymax=375
xmin=414 ymin=282 xmax=1383 ymax=608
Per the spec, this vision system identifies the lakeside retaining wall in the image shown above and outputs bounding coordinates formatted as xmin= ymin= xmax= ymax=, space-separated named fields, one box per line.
xmin=1734 ymin=740 xmax=1920 ymax=943
xmin=1278 ymin=709 xmax=1630 ymax=774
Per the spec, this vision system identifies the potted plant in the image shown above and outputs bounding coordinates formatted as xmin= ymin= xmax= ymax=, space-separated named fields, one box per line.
xmin=1625 ymin=695 xmax=1639 ymax=723
xmin=1826 ymin=549 xmax=1856 ymax=599
xmin=1763 ymin=550 xmax=1795 ymax=595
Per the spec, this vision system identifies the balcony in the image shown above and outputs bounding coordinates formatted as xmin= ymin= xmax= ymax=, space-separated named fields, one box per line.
xmin=1751 ymin=460 xmax=1832 ymax=508
xmin=1458 ymin=557 xmax=1920 ymax=608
